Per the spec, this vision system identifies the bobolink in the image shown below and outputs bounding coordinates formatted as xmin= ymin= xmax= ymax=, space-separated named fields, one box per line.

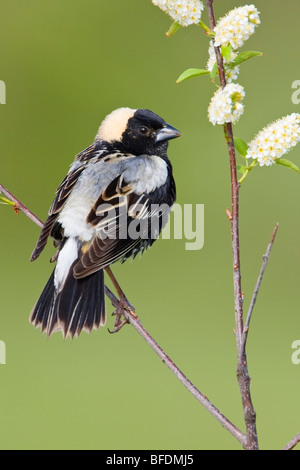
xmin=30 ymin=108 xmax=181 ymax=338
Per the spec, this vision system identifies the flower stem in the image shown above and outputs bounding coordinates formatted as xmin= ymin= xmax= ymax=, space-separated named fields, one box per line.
xmin=166 ymin=21 xmax=181 ymax=37
xmin=238 ymin=161 xmax=257 ymax=184
xmin=198 ymin=19 xmax=213 ymax=35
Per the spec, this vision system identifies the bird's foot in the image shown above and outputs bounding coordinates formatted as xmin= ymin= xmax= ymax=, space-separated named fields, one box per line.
xmin=108 ymin=295 xmax=138 ymax=334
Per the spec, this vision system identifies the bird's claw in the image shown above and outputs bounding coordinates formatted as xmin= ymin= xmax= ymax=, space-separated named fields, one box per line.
xmin=108 ymin=298 xmax=138 ymax=334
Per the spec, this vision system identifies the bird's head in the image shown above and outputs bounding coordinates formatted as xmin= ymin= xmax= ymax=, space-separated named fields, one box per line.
xmin=95 ymin=107 xmax=182 ymax=156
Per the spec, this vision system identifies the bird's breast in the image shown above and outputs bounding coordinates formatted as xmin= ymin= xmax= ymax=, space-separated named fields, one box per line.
xmin=123 ymin=155 xmax=168 ymax=194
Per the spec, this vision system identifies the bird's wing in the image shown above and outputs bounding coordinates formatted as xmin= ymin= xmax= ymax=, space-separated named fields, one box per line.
xmin=73 ymin=173 xmax=169 ymax=279
xmin=30 ymin=143 xmax=99 ymax=262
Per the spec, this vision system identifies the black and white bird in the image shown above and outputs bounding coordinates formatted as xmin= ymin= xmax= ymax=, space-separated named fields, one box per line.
xmin=30 ymin=107 xmax=181 ymax=338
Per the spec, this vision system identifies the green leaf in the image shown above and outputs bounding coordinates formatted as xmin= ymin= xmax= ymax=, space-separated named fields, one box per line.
xmin=176 ymin=68 xmax=210 ymax=84
xmin=275 ymin=158 xmax=300 ymax=173
xmin=210 ymin=61 xmax=218 ymax=79
xmin=234 ymin=137 xmax=249 ymax=158
xmin=230 ymin=51 xmax=263 ymax=68
xmin=221 ymin=44 xmax=232 ymax=61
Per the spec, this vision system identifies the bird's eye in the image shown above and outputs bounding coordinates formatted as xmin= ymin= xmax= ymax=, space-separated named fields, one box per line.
xmin=139 ymin=126 xmax=149 ymax=135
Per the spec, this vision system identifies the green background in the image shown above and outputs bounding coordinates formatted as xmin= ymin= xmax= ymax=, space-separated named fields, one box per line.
xmin=0 ymin=0 xmax=299 ymax=450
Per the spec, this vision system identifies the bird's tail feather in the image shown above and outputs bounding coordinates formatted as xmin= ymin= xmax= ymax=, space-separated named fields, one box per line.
xmin=30 ymin=264 xmax=106 ymax=338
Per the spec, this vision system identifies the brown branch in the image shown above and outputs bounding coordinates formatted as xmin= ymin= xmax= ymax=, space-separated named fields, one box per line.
xmin=283 ymin=432 xmax=300 ymax=451
xmin=241 ymin=223 xmax=279 ymax=350
xmin=0 ymin=183 xmax=44 ymax=229
xmin=0 ymin=180 xmax=247 ymax=448
xmin=205 ymin=0 xmax=258 ymax=450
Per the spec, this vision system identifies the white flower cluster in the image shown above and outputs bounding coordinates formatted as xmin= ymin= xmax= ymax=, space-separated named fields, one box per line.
xmin=207 ymin=40 xmax=240 ymax=84
xmin=152 ymin=0 xmax=204 ymax=27
xmin=208 ymin=83 xmax=245 ymax=126
xmin=214 ymin=4 xmax=260 ymax=50
xmin=246 ymin=114 xmax=300 ymax=166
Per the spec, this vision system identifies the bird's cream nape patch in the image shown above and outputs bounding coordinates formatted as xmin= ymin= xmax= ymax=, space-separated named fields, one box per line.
xmin=95 ymin=107 xmax=136 ymax=142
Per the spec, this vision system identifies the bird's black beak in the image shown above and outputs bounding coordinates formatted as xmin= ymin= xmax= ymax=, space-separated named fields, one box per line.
xmin=155 ymin=123 xmax=182 ymax=143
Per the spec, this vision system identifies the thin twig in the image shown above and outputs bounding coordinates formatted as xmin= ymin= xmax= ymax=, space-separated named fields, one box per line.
xmin=0 ymin=183 xmax=43 ymax=229
xmin=0 ymin=180 xmax=247 ymax=447
xmin=241 ymin=223 xmax=279 ymax=350
xmin=283 ymin=433 xmax=300 ymax=451
xmin=205 ymin=0 xmax=258 ymax=450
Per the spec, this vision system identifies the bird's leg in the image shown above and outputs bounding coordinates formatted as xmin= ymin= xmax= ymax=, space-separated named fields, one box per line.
xmin=104 ymin=286 xmax=125 ymax=333
xmin=104 ymin=268 xmax=138 ymax=333
xmin=105 ymin=266 xmax=136 ymax=316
